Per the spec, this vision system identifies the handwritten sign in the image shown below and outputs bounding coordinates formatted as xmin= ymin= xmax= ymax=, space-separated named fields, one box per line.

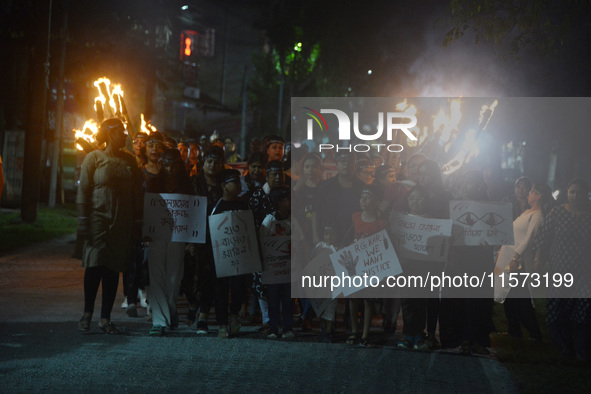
xmin=450 ymin=201 xmax=514 ymax=246
xmin=330 ymin=230 xmax=402 ymax=297
xmin=390 ymin=212 xmax=453 ymax=262
xmin=143 ymin=193 xmax=207 ymax=243
xmin=309 ymin=298 xmax=339 ymax=321
xmin=260 ymin=236 xmax=291 ymax=284
xmin=208 ymin=210 xmax=262 ymax=278
xmin=301 ymin=248 xmax=337 ymax=299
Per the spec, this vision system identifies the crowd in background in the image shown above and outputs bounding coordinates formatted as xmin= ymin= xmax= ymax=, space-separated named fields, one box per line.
xmin=76 ymin=118 xmax=591 ymax=361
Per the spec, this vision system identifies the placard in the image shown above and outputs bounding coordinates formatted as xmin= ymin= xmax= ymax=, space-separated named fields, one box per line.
xmin=390 ymin=212 xmax=453 ymax=262
xmin=143 ymin=193 xmax=207 ymax=243
xmin=301 ymin=248 xmax=337 ymax=299
xmin=330 ymin=230 xmax=402 ymax=297
xmin=450 ymin=201 xmax=514 ymax=246
xmin=208 ymin=210 xmax=262 ymax=278
xmin=260 ymin=236 xmax=291 ymax=284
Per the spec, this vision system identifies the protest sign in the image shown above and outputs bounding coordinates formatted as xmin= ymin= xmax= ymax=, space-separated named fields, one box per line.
xmin=208 ymin=210 xmax=261 ymax=278
xmin=390 ymin=212 xmax=453 ymax=262
xmin=300 ymin=248 xmax=337 ymax=299
xmin=309 ymin=298 xmax=339 ymax=321
xmin=143 ymin=193 xmax=207 ymax=243
xmin=450 ymin=201 xmax=514 ymax=246
xmin=330 ymin=230 xmax=402 ymax=297
xmin=260 ymin=236 xmax=291 ymax=284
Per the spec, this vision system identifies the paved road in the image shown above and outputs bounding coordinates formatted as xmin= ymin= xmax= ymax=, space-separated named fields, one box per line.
xmin=0 ymin=234 xmax=519 ymax=393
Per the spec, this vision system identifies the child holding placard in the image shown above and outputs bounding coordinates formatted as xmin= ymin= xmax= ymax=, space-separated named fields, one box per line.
xmin=260 ymin=186 xmax=296 ymax=339
xmin=347 ymin=185 xmax=387 ymax=347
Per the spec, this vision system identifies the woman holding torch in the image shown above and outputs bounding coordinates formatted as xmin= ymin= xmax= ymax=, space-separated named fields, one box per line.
xmin=76 ymin=118 xmax=143 ymax=334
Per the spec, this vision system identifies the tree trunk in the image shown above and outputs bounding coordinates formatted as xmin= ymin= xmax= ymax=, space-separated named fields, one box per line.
xmin=21 ymin=1 xmax=51 ymax=223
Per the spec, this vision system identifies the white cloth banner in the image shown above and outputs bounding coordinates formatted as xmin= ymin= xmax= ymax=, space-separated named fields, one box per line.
xmin=390 ymin=212 xmax=453 ymax=262
xmin=208 ymin=210 xmax=262 ymax=278
xmin=260 ymin=236 xmax=292 ymax=284
xmin=330 ymin=230 xmax=402 ymax=297
xmin=450 ymin=200 xmax=514 ymax=246
xmin=143 ymin=193 xmax=207 ymax=243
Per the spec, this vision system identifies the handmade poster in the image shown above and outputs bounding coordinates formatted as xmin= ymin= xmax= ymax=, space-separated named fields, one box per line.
xmin=330 ymin=229 xmax=402 ymax=297
xmin=300 ymin=248 xmax=338 ymax=299
xmin=208 ymin=210 xmax=262 ymax=278
xmin=450 ymin=200 xmax=514 ymax=246
xmin=390 ymin=212 xmax=453 ymax=262
xmin=309 ymin=298 xmax=339 ymax=321
xmin=143 ymin=193 xmax=207 ymax=243
xmin=260 ymin=236 xmax=291 ymax=284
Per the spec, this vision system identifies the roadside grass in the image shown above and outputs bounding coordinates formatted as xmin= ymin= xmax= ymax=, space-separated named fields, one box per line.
xmin=0 ymin=205 xmax=77 ymax=253
xmin=491 ymin=299 xmax=591 ymax=393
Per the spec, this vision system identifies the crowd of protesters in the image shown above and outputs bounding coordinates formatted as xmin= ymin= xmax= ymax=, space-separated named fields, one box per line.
xmin=76 ymin=118 xmax=591 ymax=361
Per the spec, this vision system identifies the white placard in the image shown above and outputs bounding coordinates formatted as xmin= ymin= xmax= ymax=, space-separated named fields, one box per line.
xmin=390 ymin=212 xmax=453 ymax=262
xmin=301 ymin=248 xmax=337 ymax=299
xmin=309 ymin=298 xmax=339 ymax=321
xmin=143 ymin=193 xmax=207 ymax=243
xmin=260 ymin=236 xmax=291 ymax=284
xmin=450 ymin=201 xmax=514 ymax=246
xmin=330 ymin=230 xmax=402 ymax=297
xmin=208 ymin=210 xmax=262 ymax=278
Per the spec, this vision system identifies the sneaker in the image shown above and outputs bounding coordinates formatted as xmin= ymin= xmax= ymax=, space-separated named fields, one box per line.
xmin=218 ymin=326 xmax=229 ymax=339
xmin=196 ymin=320 xmax=208 ymax=335
xmin=126 ymin=304 xmax=138 ymax=317
xmin=258 ymin=323 xmax=271 ymax=333
xmin=282 ymin=330 xmax=295 ymax=339
xmin=267 ymin=332 xmax=278 ymax=340
xmin=121 ymin=297 xmax=128 ymax=309
xmin=414 ymin=337 xmax=429 ymax=351
xmin=397 ymin=336 xmax=414 ymax=349
xmin=139 ymin=289 xmax=148 ymax=308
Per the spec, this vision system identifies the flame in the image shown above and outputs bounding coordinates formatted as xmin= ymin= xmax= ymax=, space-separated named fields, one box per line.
xmin=93 ymin=77 xmax=126 ymax=117
xmin=395 ymin=99 xmax=417 ymax=116
xmin=407 ymin=126 xmax=429 ymax=147
xmin=442 ymin=129 xmax=480 ymax=175
xmin=433 ymin=98 xmax=462 ymax=153
xmin=93 ymin=77 xmax=110 ymax=105
xmin=395 ymin=99 xmax=423 ymax=146
xmin=111 ymin=84 xmax=124 ymax=114
xmin=478 ymin=99 xmax=498 ymax=131
xmin=141 ymin=113 xmax=158 ymax=134
xmin=74 ymin=119 xmax=99 ymax=151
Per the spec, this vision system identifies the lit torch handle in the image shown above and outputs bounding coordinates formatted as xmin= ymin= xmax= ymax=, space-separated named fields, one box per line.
xmin=76 ymin=136 xmax=98 ymax=154
xmin=118 ymin=95 xmax=136 ymax=139
xmin=98 ymin=82 xmax=113 ymax=117
xmin=95 ymin=99 xmax=104 ymax=124
xmin=113 ymin=94 xmax=122 ymax=117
